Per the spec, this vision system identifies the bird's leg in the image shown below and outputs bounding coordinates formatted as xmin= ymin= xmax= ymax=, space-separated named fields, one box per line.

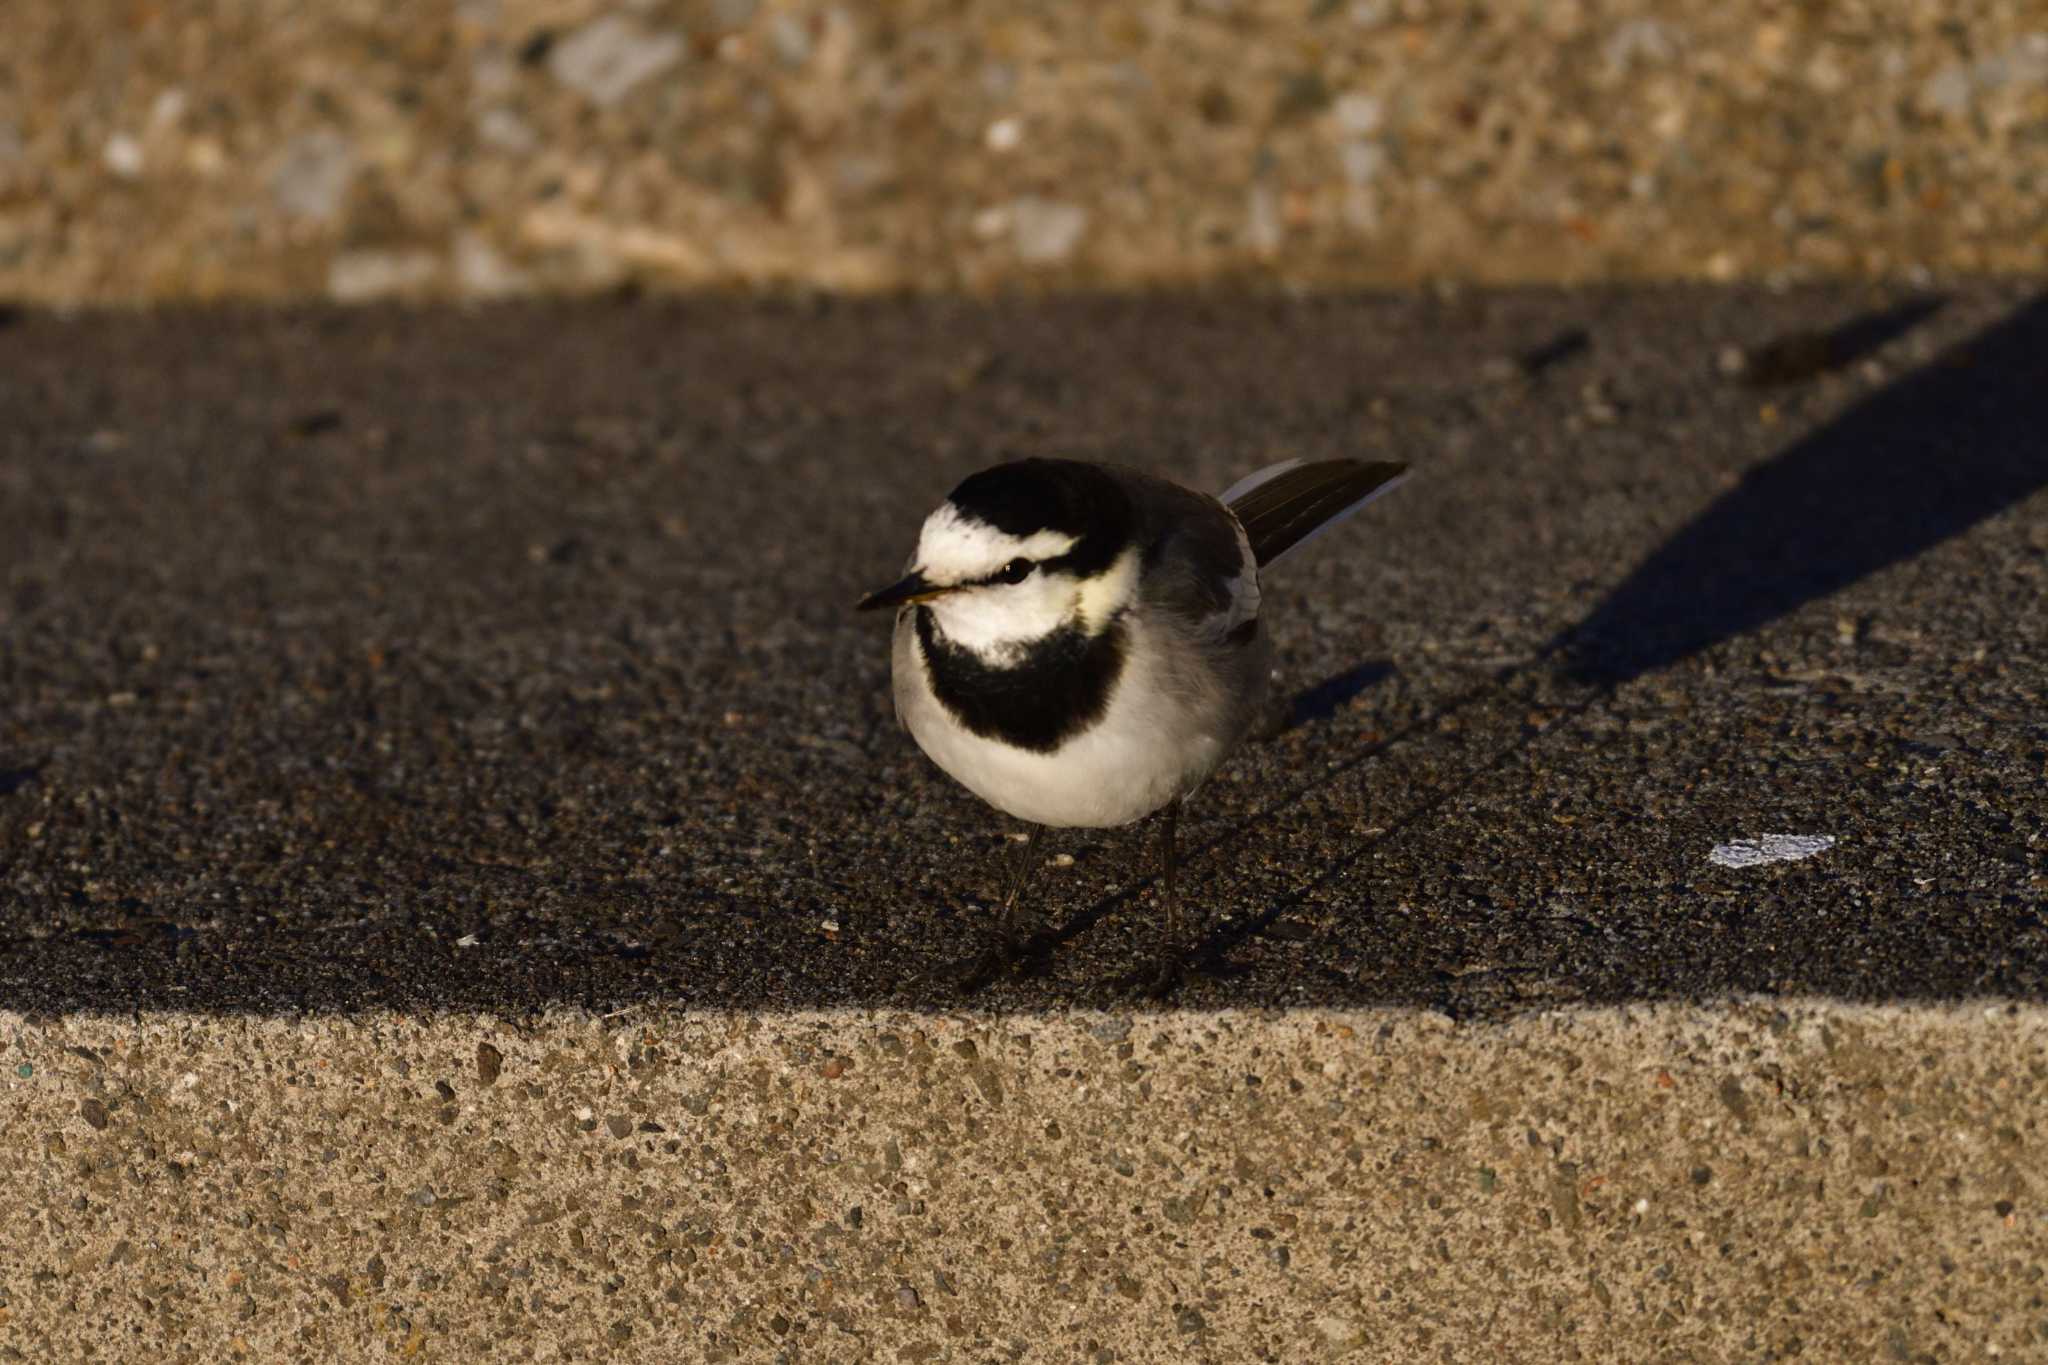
xmin=949 ymin=826 xmax=1051 ymax=992
xmin=992 ymin=826 xmax=1044 ymax=947
xmin=1123 ymin=799 xmax=1190 ymax=998
xmin=1160 ymin=797 xmax=1183 ymax=959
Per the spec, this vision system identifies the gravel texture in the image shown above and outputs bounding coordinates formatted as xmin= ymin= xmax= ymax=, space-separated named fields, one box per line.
xmin=1 ymin=283 xmax=2044 ymax=1015
xmin=2 ymin=3 xmax=2044 ymax=303
xmin=1 ymin=1002 xmax=2042 ymax=1360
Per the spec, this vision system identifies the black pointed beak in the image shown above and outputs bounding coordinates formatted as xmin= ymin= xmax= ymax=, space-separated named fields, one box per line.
xmin=856 ymin=570 xmax=952 ymax=612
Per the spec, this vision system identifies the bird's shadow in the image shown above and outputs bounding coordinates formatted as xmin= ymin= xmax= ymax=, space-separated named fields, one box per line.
xmin=996 ymin=658 xmax=1440 ymax=979
xmin=1245 ymin=293 xmax=2047 ymax=1006
xmin=1274 ymin=660 xmax=1396 ymax=734
xmin=982 ymin=290 xmax=2048 ymax=1006
xmin=1560 ymin=292 xmax=2047 ymax=683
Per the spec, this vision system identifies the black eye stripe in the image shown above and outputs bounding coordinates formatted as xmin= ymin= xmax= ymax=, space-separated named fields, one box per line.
xmin=967 ymin=558 xmax=1036 ymax=587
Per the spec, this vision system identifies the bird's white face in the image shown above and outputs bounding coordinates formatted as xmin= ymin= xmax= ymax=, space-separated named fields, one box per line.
xmin=912 ymin=503 xmax=1137 ymax=661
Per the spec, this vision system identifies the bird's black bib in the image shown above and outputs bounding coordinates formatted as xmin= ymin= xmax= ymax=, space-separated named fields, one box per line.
xmin=915 ymin=608 xmax=1127 ymax=755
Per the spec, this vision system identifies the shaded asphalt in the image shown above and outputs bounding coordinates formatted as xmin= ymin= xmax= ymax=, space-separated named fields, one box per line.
xmin=1 ymin=283 xmax=2044 ymax=1016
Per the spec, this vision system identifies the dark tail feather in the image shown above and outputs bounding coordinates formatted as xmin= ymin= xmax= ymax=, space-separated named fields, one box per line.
xmin=1226 ymin=458 xmax=1408 ymax=569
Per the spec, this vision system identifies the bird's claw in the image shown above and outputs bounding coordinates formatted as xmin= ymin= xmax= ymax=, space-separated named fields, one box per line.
xmin=929 ymin=933 xmax=1053 ymax=995
xmin=1116 ymin=943 xmax=1245 ymax=998
xmin=1117 ymin=952 xmax=1188 ymax=1000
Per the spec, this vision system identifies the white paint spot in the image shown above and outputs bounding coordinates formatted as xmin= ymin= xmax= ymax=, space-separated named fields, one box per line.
xmin=456 ymin=933 xmax=481 ymax=948
xmin=1708 ymin=834 xmax=1836 ymax=869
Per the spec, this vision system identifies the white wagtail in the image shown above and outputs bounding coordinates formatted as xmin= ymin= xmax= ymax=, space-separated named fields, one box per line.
xmin=858 ymin=456 xmax=1407 ymax=992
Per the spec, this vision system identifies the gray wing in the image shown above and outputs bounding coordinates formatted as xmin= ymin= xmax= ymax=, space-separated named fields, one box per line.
xmin=1109 ymin=467 xmax=1259 ymax=645
xmin=1109 ymin=467 xmax=1273 ymax=760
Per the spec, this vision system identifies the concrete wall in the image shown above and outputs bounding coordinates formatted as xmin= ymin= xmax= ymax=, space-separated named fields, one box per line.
xmin=3 ymin=1 xmax=2042 ymax=303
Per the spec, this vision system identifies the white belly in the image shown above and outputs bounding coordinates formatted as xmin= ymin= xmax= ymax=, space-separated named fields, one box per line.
xmin=892 ymin=613 xmax=1252 ymax=829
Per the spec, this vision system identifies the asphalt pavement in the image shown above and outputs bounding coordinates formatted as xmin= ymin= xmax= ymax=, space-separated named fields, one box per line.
xmin=2 ymin=283 xmax=2044 ymax=1016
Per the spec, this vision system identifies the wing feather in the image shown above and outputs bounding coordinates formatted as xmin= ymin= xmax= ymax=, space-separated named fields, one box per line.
xmin=1218 ymin=458 xmax=1304 ymax=507
xmin=1225 ymin=458 xmax=1407 ymax=570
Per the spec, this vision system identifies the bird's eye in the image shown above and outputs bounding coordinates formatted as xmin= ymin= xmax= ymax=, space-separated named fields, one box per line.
xmin=997 ymin=558 xmax=1034 ymax=584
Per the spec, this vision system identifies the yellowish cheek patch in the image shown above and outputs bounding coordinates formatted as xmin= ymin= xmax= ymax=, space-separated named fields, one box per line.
xmin=1074 ymin=548 xmax=1140 ymax=633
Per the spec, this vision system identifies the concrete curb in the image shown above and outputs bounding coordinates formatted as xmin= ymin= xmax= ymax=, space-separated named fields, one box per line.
xmin=8 ymin=1000 xmax=2042 ymax=1360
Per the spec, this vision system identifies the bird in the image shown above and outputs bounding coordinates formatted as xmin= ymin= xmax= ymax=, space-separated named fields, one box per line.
xmin=857 ymin=455 xmax=1408 ymax=993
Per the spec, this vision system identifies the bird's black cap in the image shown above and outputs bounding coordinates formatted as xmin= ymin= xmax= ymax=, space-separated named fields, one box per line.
xmin=945 ymin=458 xmax=1134 ymax=576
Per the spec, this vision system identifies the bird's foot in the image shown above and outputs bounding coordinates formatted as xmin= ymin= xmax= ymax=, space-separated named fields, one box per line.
xmin=1116 ymin=944 xmax=1246 ymax=998
xmin=929 ymin=932 xmax=1053 ymax=995
xmin=1117 ymin=950 xmax=1189 ymax=1000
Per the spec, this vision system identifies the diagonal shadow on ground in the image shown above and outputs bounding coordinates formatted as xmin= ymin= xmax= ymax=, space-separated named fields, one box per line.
xmin=1559 ymin=294 xmax=2048 ymax=684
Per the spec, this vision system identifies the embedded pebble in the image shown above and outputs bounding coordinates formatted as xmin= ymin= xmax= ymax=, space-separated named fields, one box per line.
xmin=102 ymin=133 xmax=144 ymax=179
xmin=328 ymin=248 xmax=441 ymax=301
xmin=548 ymin=17 xmax=685 ymax=107
xmin=270 ymin=130 xmax=356 ymax=222
xmin=1011 ymin=197 xmax=1087 ymax=265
